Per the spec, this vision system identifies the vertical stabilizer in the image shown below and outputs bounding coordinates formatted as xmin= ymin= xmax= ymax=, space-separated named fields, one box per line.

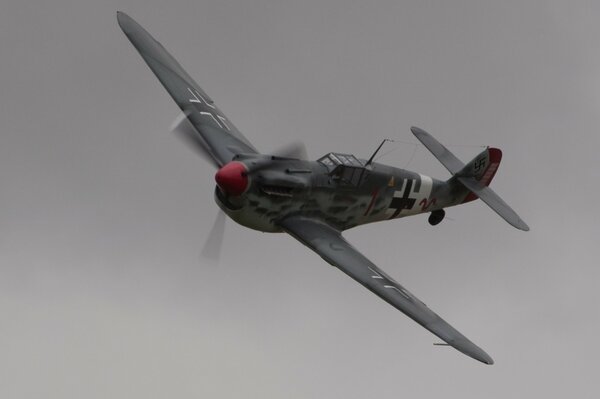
xmin=411 ymin=126 xmax=529 ymax=231
xmin=459 ymin=147 xmax=502 ymax=203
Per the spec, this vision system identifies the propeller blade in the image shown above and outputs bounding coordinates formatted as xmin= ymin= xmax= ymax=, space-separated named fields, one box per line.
xmin=201 ymin=210 xmax=226 ymax=261
xmin=272 ymin=141 xmax=308 ymax=160
xmin=170 ymin=111 xmax=220 ymax=169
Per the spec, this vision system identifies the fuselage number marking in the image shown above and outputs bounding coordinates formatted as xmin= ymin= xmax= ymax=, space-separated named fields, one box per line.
xmin=419 ymin=198 xmax=437 ymax=211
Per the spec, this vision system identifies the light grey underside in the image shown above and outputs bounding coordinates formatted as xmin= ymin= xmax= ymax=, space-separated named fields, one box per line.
xmin=279 ymin=216 xmax=494 ymax=365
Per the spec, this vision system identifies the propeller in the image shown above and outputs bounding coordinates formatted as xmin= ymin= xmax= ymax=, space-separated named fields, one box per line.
xmin=171 ymin=112 xmax=308 ymax=166
xmin=170 ymin=112 xmax=309 ymax=263
xmin=200 ymin=210 xmax=226 ymax=262
xmin=170 ymin=111 xmax=220 ymax=169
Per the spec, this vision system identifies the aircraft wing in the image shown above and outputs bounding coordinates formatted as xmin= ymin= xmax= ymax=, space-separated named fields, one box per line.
xmin=117 ymin=12 xmax=258 ymax=167
xmin=279 ymin=216 xmax=494 ymax=365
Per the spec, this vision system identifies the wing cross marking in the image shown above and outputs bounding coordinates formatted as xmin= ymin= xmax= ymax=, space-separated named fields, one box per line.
xmin=368 ymin=267 xmax=412 ymax=300
xmin=368 ymin=267 xmax=384 ymax=279
xmin=187 ymin=87 xmax=230 ymax=131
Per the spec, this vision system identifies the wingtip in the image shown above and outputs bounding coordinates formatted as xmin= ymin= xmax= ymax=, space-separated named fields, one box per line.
xmin=448 ymin=336 xmax=495 ymax=365
xmin=480 ymin=353 xmax=495 ymax=365
xmin=410 ymin=126 xmax=425 ymax=135
xmin=116 ymin=11 xmax=140 ymax=33
xmin=514 ymin=219 xmax=530 ymax=232
xmin=467 ymin=347 xmax=495 ymax=365
xmin=116 ymin=10 xmax=129 ymax=28
xmin=411 ymin=126 xmax=433 ymax=140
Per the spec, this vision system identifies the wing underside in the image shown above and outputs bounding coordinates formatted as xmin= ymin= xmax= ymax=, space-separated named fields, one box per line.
xmin=117 ymin=12 xmax=258 ymax=167
xmin=279 ymin=216 xmax=494 ymax=365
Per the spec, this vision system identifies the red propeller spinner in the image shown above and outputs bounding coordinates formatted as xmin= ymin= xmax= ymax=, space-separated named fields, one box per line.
xmin=215 ymin=161 xmax=249 ymax=196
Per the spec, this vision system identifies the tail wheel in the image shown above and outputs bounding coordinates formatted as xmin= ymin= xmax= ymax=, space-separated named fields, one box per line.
xmin=428 ymin=209 xmax=445 ymax=226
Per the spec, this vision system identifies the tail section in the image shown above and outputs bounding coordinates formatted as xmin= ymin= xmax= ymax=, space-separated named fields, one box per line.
xmin=457 ymin=176 xmax=529 ymax=231
xmin=410 ymin=127 xmax=529 ymax=231
xmin=411 ymin=126 xmax=464 ymax=174
xmin=459 ymin=147 xmax=502 ymax=203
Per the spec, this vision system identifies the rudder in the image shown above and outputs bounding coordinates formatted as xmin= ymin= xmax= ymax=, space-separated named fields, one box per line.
xmin=460 ymin=147 xmax=502 ymax=203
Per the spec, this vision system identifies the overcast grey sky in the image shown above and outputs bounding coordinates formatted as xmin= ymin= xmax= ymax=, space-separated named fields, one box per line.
xmin=1 ymin=0 xmax=598 ymax=398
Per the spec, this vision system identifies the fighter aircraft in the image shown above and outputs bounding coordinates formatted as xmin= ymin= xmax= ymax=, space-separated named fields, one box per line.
xmin=117 ymin=12 xmax=529 ymax=365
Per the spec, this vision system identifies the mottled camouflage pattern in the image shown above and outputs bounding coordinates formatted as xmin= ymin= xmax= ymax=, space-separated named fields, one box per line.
xmin=118 ymin=11 xmax=529 ymax=365
xmin=215 ymin=153 xmax=471 ymax=233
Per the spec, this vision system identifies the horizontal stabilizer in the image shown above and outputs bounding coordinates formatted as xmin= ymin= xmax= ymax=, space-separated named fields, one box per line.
xmin=458 ymin=177 xmax=530 ymax=231
xmin=411 ymin=126 xmax=529 ymax=232
xmin=411 ymin=126 xmax=464 ymax=175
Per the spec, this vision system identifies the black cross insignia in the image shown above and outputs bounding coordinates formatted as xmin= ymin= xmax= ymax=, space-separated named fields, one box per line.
xmin=388 ymin=179 xmax=416 ymax=219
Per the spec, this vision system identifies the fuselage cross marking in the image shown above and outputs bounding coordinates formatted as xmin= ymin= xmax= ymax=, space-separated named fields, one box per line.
xmin=388 ymin=179 xmax=417 ymax=219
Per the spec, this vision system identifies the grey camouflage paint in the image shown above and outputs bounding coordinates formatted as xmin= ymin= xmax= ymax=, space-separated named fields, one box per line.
xmin=216 ymin=155 xmax=471 ymax=233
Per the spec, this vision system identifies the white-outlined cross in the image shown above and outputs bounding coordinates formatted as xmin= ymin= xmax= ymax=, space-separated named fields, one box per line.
xmin=187 ymin=87 xmax=230 ymax=131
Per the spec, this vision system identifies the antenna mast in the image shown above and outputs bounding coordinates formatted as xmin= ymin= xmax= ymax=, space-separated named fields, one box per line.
xmin=365 ymin=139 xmax=394 ymax=167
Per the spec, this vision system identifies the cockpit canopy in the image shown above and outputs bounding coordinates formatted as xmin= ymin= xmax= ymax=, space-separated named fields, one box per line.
xmin=318 ymin=152 xmax=364 ymax=169
xmin=318 ymin=152 xmax=367 ymax=186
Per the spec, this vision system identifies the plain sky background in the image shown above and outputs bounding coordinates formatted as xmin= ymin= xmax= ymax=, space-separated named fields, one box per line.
xmin=1 ymin=1 xmax=598 ymax=398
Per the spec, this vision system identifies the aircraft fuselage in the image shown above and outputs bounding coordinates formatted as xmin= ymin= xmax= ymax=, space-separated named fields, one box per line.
xmin=215 ymin=154 xmax=470 ymax=233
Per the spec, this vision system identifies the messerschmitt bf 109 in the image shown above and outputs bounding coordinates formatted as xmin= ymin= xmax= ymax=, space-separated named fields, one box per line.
xmin=118 ymin=12 xmax=529 ymax=365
